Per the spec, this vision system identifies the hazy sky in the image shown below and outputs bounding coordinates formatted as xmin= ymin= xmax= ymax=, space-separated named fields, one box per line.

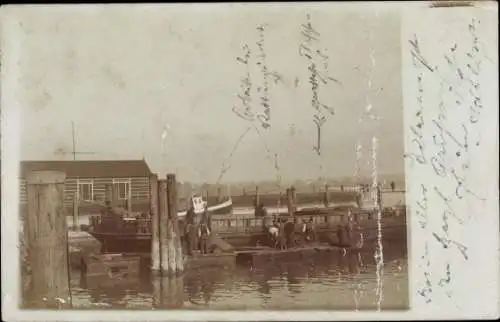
xmin=14 ymin=4 xmax=404 ymax=183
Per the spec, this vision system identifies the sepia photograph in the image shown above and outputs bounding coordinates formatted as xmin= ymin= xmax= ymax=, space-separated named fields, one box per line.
xmin=1 ymin=1 xmax=497 ymax=320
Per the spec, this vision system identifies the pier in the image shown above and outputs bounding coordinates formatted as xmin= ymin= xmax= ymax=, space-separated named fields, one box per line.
xmin=22 ymin=169 xmax=406 ymax=309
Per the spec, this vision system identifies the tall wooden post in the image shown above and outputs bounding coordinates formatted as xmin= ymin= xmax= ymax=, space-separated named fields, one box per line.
xmin=150 ymin=175 xmax=160 ymax=273
xmin=167 ymin=173 xmax=183 ymax=274
xmin=72 ymin=193 xmax=79 ymax=231
xmin=255 ymin=186 xmax=260 ymax=208
xmin=105 ymin=184 xmax=112 ymax=204
xmin=323 ymin=184 xmax=329 ymax=208
xmin=277 ymin=191 xmax=282 ymax=215
xmin=26 ymin=171 xmax=70 ymax=308
xmin=158 ymin=179 xmax=170 ymax=275
xmin=286 ymin=188 xmax=294 ymax=216
xmin=291 ymin=186 xmax=297 ymax=213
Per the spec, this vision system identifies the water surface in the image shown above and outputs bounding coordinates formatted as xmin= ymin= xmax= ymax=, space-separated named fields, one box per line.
xmin=70 ymin=242 xmax=408 ymax=310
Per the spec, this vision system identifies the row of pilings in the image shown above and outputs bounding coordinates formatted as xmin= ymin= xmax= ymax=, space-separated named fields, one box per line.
xmin=149 ymin=173 xmax=184 ymax=275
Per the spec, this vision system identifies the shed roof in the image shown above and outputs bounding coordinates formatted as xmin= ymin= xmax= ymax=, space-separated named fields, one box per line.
xmin=20 ymin=160 xmax=153 ymax=179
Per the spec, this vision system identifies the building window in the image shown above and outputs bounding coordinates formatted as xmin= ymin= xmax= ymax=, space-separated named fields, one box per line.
xmin=77 ymin=179 xmax=94 ymax=201
xmin=113 ymin=179 xmax=131 ymax=200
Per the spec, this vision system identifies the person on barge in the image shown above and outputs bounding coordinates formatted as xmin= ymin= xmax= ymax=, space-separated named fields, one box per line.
xmin=198 ymin=222 xmax=211 ymax=255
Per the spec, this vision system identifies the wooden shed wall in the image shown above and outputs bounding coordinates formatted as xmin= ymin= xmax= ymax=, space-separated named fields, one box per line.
xmin=19 ymin=176 xmax=150 ymax=209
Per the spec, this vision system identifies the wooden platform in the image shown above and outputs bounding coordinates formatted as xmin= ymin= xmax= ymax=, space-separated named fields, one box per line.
xmin=235 ymin=243 xmax=344 ymax=265
xmin=82 ymin=253 xmax=141 ymax=278
xmin=184 ymin=252 xmax=236 ymax=270
xmin=128 ymin=251 xmax=236 ymax=271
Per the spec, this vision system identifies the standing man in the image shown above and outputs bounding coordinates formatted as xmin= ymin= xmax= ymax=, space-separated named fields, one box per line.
xmin=184 ymin=219 xmax=197 ymax=256
xmin=305 ymin=217 xmax=316 ymax=242
xmin=198 ymin=222 xmax=211 ymax=255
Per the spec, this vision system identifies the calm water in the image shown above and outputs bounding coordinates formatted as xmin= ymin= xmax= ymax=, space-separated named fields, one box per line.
xmin=70 ymin=241 xmax=408 ymax=310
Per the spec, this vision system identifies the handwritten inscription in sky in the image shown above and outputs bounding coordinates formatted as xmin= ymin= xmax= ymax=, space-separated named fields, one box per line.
xmin=233 ymin=24 xmax=280 ymax=130
xmin=298 ymin=14 xmax=341 ymax=156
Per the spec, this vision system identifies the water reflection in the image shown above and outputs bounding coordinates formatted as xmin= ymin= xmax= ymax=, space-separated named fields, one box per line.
xmin=71 ymin=242 xmax=408 ymax=310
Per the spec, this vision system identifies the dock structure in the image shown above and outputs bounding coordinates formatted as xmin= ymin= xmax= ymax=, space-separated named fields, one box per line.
xmin=25 ymin=171 xmax=71 ymax=308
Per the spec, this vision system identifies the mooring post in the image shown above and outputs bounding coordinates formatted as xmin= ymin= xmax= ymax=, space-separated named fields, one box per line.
xmin=277 ymin=191 xmax=282 ymax=216
xmin=158 ymin=179 xmax=170 ymax=275
xmin=150 ymin=174 xmax=160 ymax=273
xmin=291 ymin=186 xmax=297 ymax=213
xmin=72 ymin=192 xmax=79 ymax=231
xmin=286 ymin=188 xmax=294 ymax=216
xmin=167 ymin=173 xmax=184 ymax=274
xmin=255 ymin=186 xmax=260 ymax=208
xmin=323 ymin=184 xmax=329 ymax=208
xmin=26 ymin=171 xmax=71 ymax=308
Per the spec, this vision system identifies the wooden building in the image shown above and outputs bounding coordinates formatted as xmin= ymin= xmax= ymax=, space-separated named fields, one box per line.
xmin=20 ymin=160 xmax=153 ymax=214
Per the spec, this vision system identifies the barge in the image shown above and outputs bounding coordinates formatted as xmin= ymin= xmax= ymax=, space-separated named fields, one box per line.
xmin=86 ymin=194 xmax=407 ymax=253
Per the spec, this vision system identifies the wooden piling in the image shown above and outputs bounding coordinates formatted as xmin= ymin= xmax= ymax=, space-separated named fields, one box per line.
xmin=158 ymin=179 xmax=170 ymax=275
xmin=286 ymin=188 xmax=294 ymax=216
xmin=291 ymin=186 xmax=297 ymax=213
xmin=277 ymin=191 xmax=282 ymax=215
xmin=150 ymin=175 xmax=160 ymax=272
xmin=26 ymin=171 xmax=70 ymax=308
xmin=323 ymin=184 xmax=329 ymax=207
xmin=72 ymin=193 xmax=79 ymax=231
xmin=167 ymin=173 xmax=183 ymax=274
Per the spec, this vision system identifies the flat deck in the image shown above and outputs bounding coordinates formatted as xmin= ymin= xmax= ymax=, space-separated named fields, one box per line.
xmin=235 ymin=243 xmax=342 ymax=256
